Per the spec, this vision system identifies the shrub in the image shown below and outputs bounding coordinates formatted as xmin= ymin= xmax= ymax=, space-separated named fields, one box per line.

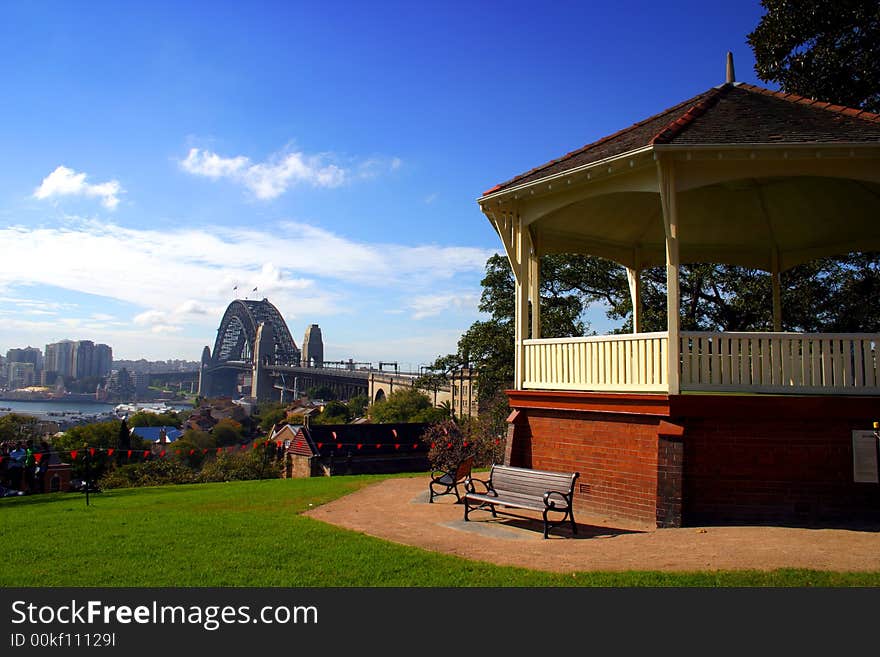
xmin=99 ymin=459 xmax=198 ymax=489
xmin=198 ymin=448 xmax=279 ymax=483
xmin=421 ymin=419 xmax=504 ymax=472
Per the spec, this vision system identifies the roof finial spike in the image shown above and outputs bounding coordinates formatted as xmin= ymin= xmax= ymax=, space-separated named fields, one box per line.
xmin=725 ymin=51 xmax=736 ymax=84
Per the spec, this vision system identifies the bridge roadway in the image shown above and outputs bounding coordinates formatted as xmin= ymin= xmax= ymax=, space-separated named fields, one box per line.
xmin=267 ymin=364 xmax=423 ymax=402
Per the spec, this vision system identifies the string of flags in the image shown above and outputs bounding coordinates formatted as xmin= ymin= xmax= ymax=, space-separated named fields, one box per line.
xmin=0 ymin=438 xmax=502 ymax=464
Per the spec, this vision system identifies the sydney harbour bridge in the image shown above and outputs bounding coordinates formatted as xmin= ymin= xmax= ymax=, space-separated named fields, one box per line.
xmin=196 ymin=298 xmax=477 ymax=415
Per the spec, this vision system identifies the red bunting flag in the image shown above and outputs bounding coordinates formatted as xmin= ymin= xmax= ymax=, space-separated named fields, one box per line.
xmin=107 ymin=449 xmax=115 ymax=457
xmin=276 ymin=441 xmax=282 ymax=448
xmin=356 ymin=443 xmax=362 ymax=450
xmin=127 ymin=450 xmax=132 ymax=459
xmin=159 ymin=450 xmax=166 ymax=458
xmin=446 ymin=442 xmax=452 ymax=449
xmin=463 ymin=442 xmax=468 ymax=448
xmin=34 ymin=452 xmax=43 ymax=463
xmin=89 ymin=448 xmax=96 ymax=457
xmin=336 ymin=443 xmax=342 ymax=450
xmin=217 ymin=447 xmax=223 ymax=454
xmin=430 ymin=442 xmax=436 ymax=449
xmin=375 ymin=443 xmax=381 ymax=449
xmin=202 ymin=449 xmax=208 ymax=454
xmin=394 ymin=443 xmax=400 ymax=450
xmin=142 ymin=450 xmax=149 ymax=458
xmin=412 ymin=443 xmax=418 ymax=449
xmin=189 ymin=449 xmax=195 ymax=456
xmin=240 ymin=444 xmax=247 ymax=450
xmin=71 ymin=450 xmax=78 ymax=460
xmin=317 ymin=443 xmax=323 ymax=449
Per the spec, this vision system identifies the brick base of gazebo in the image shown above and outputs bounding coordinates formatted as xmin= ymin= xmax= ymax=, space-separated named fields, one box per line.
xmin=505 ymin=391 xmax=880 ymax=528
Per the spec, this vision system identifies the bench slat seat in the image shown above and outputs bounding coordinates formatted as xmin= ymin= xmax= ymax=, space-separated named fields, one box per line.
xmin=463 ymin=465 xmax=579 ymax=538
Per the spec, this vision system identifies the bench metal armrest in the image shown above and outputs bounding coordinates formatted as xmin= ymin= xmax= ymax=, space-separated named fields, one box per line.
xmin=543 ymin=490 xmax=572 ymax=509
xmin=465 ymin=476 xmax=494 ymax=495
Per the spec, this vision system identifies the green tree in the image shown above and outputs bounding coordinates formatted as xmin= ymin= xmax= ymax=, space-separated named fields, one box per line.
xmin=127 ymin=411 xmax=181 ymax=428
xmin=211 ymin=418 xmax=243 ymax=447
xmin=369 ymin=388 xmax=447 ymax=424
xmin=748 ymin=0 xmax=880 ymax=112
xmin=346 ymin=394 xmax=369 ymax=419
xmin=256 ymin=402 xmax=289 ymax=433
xmin=312 ymin=400 xmax=352 ymax=425
xmin=306 ymin=385 xmax=337 ymax=401
xmin=0 ymin=414 xmax=41 ymax=443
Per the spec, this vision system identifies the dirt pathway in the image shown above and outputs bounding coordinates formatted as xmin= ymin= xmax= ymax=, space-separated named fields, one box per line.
xmin=304 ymin=475 xmax=880 ymax=573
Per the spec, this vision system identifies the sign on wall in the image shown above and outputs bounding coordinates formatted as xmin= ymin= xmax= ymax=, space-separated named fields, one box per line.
xmin=852 ymin=430 xmax=879 ymax=484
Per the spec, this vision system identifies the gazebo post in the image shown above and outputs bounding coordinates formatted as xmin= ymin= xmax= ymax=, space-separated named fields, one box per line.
xmin=626 ymin=265 xmax=642 ymax=333
xmin=771 ymin=247 xmax=782 ymax=332
xmin=529 ymin=229 xmax=541 ymax=341
xmin=514 ymin=214 xmax=530 ymax=390
xmin=657 ymin=158 xmax=681 ymax=395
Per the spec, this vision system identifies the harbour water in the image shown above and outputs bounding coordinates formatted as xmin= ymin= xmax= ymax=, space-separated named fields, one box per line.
xmin=0 ymin=399 xmax=192 ymax=423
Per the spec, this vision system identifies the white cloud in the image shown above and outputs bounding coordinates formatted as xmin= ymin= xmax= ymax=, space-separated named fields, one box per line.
xmin=33 ymin=166 xmax=123 ymax=209
xmin=408 ymin=292 xmax=480 ymax=320
xmin=0 ymin=218 xmax=495 ymax=357
xmin=180 ymin=147 xmax=352 ymax=199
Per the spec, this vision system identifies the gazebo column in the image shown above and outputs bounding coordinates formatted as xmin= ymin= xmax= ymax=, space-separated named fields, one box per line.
xmin=514 ymin=214 xmax=530 ymax=390
xmin=771 ymin=247 xmax=782 ymax=332
xmin=529 ymin=229 xmax=541 ymax=340
xmin=658 ymin=159 xmax=681 ymax=395
xmin=626 ymin=265 xmax=642 ymax=333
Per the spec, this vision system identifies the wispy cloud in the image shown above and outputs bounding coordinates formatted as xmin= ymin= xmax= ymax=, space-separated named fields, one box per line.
xmin=0 ymin=218 xmax=495 ymax=350
xmin=33 ymin=166 xmax=123 ymax=209
xmin=179 ymin=146 xmax=400 ymax=200
xmin=408 ymin=292 xmax=480 ymax=320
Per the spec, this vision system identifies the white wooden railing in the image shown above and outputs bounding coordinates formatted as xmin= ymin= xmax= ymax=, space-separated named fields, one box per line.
xmin=522 ymin=331 xmax=880 ymax=395
xmin=679 ymin=332 xmax=880 ymax=394
xmin=523 ymin=332 xmax=669 ymax=392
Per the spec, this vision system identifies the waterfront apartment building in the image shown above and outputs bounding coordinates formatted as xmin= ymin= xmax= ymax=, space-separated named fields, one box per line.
xmin=43 ymin=339 xmax=113 ymax=382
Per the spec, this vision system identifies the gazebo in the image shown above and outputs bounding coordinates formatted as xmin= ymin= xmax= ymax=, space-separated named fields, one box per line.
xmin=478 ymin=56 xmax=880 ymax=527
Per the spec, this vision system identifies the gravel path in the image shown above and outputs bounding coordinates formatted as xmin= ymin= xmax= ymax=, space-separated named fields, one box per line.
xmin=304 ymin=475 xmax=880 ymax=573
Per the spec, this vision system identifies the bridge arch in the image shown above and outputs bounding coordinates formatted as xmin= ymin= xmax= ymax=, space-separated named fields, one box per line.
xmin=212 ymin=299 xmax=300 ymax=366
xmin=374 ymin=388 xmax=386 ymax=403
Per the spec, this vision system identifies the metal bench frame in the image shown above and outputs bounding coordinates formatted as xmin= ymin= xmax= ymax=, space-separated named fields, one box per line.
xmin=463 ymin=464 xmax=579 ymax=538
xmin=429 ymin=456 xmax=474 ymax=503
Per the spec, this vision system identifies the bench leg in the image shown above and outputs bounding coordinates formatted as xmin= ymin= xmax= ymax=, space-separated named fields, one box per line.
xmin=570 ymin=510 xmax=577 ymax=535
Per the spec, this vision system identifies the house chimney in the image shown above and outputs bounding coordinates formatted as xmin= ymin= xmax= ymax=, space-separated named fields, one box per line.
xmin=726 ymin=51 xmax=736 ymax=84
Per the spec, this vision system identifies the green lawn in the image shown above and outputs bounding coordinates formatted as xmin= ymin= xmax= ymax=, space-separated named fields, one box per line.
xmin=1 ymin=475 xmax=877 ymax=587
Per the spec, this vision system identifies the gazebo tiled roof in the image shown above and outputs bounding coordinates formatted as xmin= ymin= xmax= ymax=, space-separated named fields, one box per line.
xmin=484 ymin=83 xmax=880 ymax=196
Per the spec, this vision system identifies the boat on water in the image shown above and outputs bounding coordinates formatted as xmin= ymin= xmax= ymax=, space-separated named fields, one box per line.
xmin=114 ymin=401 xmax=183 ymax=416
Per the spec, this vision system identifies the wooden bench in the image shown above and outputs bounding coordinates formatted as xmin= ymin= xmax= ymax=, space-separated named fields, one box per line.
xmin=429 ymin=456 xmax=473 ymax=503
xmin=463 ymin=465 xmax=579 ymax=538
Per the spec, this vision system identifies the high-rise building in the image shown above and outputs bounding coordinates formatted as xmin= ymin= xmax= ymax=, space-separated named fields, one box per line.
xmin=45 ymin=340 xmax=75 ymax=378
xmin=44 ymin=340 xmax=112 ymax=380
xmin=73 ymin=340 xmax=95 ymax=378
xmin=6 ymin=346 xmax=43 ymax=373
xmin=94 ymin=344 xmax=112 ymax=377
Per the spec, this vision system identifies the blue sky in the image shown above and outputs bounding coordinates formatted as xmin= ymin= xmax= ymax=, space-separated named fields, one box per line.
xmin=0 ymin=1 xmax=769 ymax=368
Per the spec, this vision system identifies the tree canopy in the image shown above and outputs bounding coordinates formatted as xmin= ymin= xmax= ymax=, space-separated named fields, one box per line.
xmin=369 ymin=388 xmax=447 ymax=424
xmin=748 ymin=0 xmax=880 ymax=112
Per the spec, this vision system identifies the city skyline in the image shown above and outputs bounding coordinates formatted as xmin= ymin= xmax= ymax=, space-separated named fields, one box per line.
xmin=0 ymin=1 xmax=769 ymax=366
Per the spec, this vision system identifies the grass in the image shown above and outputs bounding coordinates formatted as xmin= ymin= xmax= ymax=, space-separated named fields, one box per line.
xmin=1 ymin=475 xmax=878 ymax=587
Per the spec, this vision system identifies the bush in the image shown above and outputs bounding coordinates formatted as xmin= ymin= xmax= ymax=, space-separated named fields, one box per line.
xmin=198 ymin=448 xmax=279 ymax=483
xmin=99 ymin=459 xmax=198 ymax=489
xmin=421 ymin=419 xmax=504 ymax=472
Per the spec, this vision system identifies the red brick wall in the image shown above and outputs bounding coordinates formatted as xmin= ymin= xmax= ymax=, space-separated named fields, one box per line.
xmin=507 ymin=391 xmax=880 ymax=528
xmin=682 ymin=413 xmax=880 ymax=525
xmin=509 ymin=409 xmax=662 ymax=525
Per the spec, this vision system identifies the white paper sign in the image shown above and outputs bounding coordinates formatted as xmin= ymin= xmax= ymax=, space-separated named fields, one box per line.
xmin=852 ymin=430 xmax=879 ymax=484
